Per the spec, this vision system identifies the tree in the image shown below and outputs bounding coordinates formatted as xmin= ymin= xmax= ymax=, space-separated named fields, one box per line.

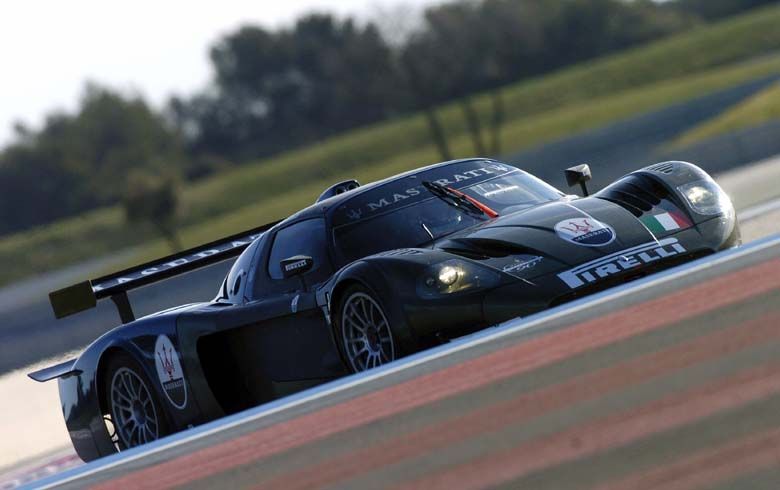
xmin=0 ymin=84 xmax=184 ymax=236
xmin=372 ymin=3 xmax=454 ymax=161
xmin=405 ymin=0 xmax=519 ymax=157
xmin=177 ymin=14 xmax=401 ymax=163
xmin=399 ymin=45 xmax=454 ymax=160
xmin=423 ymin=1 xmax=488 ymax=155
xmin=405 ymin=0 xmax=692 ymax=157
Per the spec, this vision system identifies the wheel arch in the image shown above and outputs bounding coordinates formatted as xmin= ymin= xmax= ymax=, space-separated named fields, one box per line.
xmin=96 ymin=342 xmax=177 ymax=450
xmin=95 ymin=346 xmax=134 ymax=417
xmin=331 ymin=278 xmax=370 ymax=317
xmin=95 ymin=342 xmax=170 ymax=427
xmin=330 ymin=259 xmax=420 ymax=358
xmin=329 ymin=260 xmax=389 ymax=316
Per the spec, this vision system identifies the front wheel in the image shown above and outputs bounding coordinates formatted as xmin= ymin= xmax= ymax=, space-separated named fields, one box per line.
xmin=103 ymin=353 xmax=169 ymax=450
xmin=337 ymin=286 xmax=397 ymax=372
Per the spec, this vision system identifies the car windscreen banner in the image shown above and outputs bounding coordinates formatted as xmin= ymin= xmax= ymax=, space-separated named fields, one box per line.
xmin=332 ymin=160 xmax=515 ymax=227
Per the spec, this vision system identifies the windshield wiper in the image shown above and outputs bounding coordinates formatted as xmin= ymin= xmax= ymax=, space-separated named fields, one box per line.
xmin=422 ymin=181 xmax=499 ymax=218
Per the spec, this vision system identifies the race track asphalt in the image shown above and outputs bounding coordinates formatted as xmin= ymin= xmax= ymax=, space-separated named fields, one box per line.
xmin=38 ymin=235 xmax=780 ymax=489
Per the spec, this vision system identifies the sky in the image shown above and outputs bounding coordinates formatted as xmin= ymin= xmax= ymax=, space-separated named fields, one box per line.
xmin=0 ymin=0 xmax=442 ymax=147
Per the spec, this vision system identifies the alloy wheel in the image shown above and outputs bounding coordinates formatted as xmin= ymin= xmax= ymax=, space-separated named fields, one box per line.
xmin=341 ymin=292 xmax=395 ymax=372
xmin=109 ymin=367 xmax=160 ymax=448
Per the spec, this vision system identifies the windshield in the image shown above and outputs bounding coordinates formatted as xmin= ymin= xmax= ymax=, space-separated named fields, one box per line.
xmin=332 ymin=161 xmax=562 ymax=264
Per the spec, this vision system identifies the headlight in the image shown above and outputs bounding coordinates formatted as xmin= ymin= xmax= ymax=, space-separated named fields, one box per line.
xmin=437 ymin=265 xmax=460 ymax=286
xmin=418 ymin=259 xmax=502 ymax=298
xmin=677 ymin=179 xmax=733 ymax=216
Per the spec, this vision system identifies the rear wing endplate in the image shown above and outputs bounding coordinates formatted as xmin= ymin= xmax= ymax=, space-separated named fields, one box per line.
xmin=49 ymin=220 xmax=280 ymax=323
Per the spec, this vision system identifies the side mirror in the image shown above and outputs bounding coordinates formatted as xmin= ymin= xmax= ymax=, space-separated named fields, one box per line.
xmin=280 ymin=255 xmax=314 ymax=279
xmin=565 ymin=164 xmax=592 ymax=197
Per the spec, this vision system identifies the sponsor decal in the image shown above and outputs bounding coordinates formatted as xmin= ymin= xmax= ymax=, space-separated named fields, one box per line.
xmin=480 ymin=184 xmax=519 ymax=197
xmin=284 ymin=259 xmax=309 ymax=272
xmin=502 ymin=256 xmax=543 ymax=274
xmin=557 ymin=238 xmax=687 ymax=289
xmin=640 ymin=211 xmax=691 ymax=234
xmin=338 ymin=162 xmax=513 ymax=223
xmin=92 ymin=231 xmax=265 ymax=293
xmin=554 ymin=217 xmax=615 ymax=247
xmin=154 ymin=335 xmax=187 ymax=409
xmin=366 ymin=187 xmax=422 ymax=212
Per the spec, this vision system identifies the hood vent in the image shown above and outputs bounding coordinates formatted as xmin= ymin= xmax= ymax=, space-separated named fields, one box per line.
xmin=595 ymin=174 xmax=669 ymax=217
xmin=375 ymin=249 xmax=423 ymax=257
xmin=439 ymin=238 xmax=540 ymax=260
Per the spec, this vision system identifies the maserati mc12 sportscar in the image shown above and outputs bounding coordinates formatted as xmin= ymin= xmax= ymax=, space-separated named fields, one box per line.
xmin=30 ymin=158 xmax=739 ymax=461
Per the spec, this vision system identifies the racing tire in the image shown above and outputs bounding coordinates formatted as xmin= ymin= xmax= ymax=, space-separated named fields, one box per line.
xmin=102 ymin=352 xmax=170 ymax=450
xmin=336 ymin=285 xmax=403 ymax=373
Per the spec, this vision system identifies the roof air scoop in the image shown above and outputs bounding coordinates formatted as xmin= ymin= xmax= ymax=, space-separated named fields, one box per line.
xmin=316 ymin=180 xmax=360 ymax=203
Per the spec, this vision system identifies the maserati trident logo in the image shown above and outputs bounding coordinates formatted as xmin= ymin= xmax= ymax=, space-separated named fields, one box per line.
xmin=347 ymin=209 xmax=363 ymax=221
xmin=561 ymin=220 xmax=593 ymax=234
xmin=554 ymin=217 xmax=615 ymax=247
xmin=157 ymin=344 xmax=176 ymax=380
xmin=154 ymin=335 xmax=187 ymax=409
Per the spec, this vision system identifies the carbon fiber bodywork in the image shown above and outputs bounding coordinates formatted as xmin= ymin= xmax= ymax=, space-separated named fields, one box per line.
xmin=39 ymin=159 xmax=739 ymax=462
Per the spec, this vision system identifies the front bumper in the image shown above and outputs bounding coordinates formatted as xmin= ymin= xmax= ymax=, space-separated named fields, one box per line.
xmin=483 ymin=246 xmax=713 ymax=326
xmin=402 ymin=215 xmax=739 ymax=341
xmin=408 ymin=246 xmax=719 ymax=339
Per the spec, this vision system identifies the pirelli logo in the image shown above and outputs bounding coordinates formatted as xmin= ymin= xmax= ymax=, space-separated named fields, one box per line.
xmin=284 ymin=259 xmax=309 ymax=272
xmin=557 ymin=238 xmax=687 ymax=289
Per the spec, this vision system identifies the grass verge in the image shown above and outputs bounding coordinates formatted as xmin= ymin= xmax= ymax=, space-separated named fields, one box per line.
xmin=671 ymin=81 xmax=780 ymax=147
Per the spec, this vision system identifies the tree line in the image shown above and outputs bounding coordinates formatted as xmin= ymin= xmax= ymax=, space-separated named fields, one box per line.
xmin=0 ymin=0 xmax=773 ymax=241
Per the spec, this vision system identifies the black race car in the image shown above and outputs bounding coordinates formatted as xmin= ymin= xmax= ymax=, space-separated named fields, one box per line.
xmin=30 ymin=158 xmax=739 ymax=462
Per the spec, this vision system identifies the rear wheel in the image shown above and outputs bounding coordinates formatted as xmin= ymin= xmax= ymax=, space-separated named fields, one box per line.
xmin=103 ymin=353 xmax=169 ymax=450
xmin=337 ymin=286 xmax=396 ymax=373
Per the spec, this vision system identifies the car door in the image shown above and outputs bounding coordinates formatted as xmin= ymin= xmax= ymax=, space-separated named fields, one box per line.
xmin=223 ymin=217 xmax=347 ymax=402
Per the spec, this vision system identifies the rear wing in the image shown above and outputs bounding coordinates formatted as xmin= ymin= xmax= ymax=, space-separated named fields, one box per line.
xmin=49 ymin=220 xmax=281 ymax=324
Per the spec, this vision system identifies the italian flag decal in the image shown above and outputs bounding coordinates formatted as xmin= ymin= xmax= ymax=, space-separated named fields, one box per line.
xmin=641 ymin=211 xmax=691 ymax=234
